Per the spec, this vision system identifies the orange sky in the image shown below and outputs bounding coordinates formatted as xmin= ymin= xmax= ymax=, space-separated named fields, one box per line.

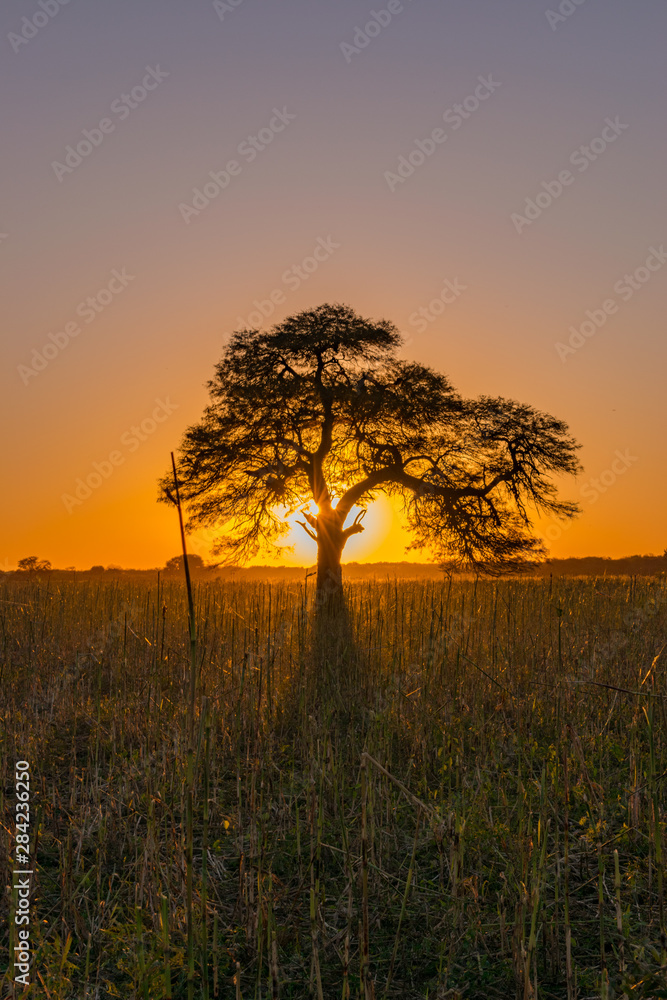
xmin=2 ymin=1 xmax=665 ymax=570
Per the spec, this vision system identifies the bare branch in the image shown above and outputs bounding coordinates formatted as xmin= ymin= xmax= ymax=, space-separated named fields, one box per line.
xmin=296 ymin=520 xmax=317 ymax=541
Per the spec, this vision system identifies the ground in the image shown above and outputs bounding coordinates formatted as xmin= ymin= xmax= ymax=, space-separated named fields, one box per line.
xmin=1 ymin=573 xmax=666 ymax=998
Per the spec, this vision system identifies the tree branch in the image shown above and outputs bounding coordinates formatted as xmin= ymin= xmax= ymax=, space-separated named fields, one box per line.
xmin=296 ymin=520 xmax=317 ymax=541
xmin=343 ymin=509 xmax=367 ymax=540
xmin=336 ymin=468 xmax=396 ymax=520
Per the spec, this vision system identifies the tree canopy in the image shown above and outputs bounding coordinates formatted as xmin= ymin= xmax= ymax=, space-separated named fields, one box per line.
xmin=163 ymin=554 xmax=210 ymax=574
xmin=17 ymin=556 xmax=52 ymax=573
xmin=159 ymin=304 xmax=581 ymax=588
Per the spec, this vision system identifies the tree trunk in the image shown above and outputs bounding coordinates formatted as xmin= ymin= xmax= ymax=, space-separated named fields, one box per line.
xmin=315 ymin=508 xmax=345 ymax=603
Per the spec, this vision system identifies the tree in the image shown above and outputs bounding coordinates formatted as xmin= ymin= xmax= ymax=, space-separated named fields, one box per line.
xmin=164 ymin=554 xmax=208 ymax=574
xmin=17 ymin=556 xmax=52 ymax=573
xmin=159 ymin=304 xmax=581 ymax=600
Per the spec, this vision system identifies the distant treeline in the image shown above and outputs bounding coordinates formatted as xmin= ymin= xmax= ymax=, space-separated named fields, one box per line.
xmin=9 ymin=554 xmax=666 ymax=580
xmin=534 ymin=554 xmax=667 ymax=577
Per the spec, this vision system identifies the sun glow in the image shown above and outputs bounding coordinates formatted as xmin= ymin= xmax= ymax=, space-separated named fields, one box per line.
xmin=186 ymin=495 xmax=434 ymax=569
xmin=267 ymin=494 xmax=422 ymax=565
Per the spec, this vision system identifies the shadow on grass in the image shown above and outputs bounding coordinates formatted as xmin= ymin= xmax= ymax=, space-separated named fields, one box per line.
xmin=287 ymin=591 xmax=373 ymax=736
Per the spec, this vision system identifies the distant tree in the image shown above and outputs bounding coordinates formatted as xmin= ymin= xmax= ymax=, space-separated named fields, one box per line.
xmin=17 ymin=556 xmax=51 ymax=572
xmin=89 ymin=565 xmax=105 ymax=574
xmin=164 ymin=554 xmax=208 ymax=573
xmin=159 ymin=304 xmax=581 ymax=602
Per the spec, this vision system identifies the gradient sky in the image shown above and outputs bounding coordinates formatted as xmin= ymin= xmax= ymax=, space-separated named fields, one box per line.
xmin=2 ymin=0 xmax=665 ymax=570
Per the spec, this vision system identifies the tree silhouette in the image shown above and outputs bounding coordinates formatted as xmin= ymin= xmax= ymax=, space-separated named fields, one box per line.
xmin=164 ymin=554 xmax=209 ymax=574
xmin=17 ymin=556 xmax=52 ymax=573
xmin=159 ymin=304 xmax=581 ymax=599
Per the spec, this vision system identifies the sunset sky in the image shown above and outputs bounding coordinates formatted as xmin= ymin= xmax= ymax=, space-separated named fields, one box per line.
xmin=2 ymin=0 xmax=665 ymax=570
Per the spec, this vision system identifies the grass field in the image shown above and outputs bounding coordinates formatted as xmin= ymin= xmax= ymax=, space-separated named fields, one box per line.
xmin=1 ymin=572 xmax=667 ymax=999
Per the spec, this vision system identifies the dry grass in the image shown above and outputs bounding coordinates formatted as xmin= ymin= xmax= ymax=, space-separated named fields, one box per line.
xmin=1 ymin=572 xmax=666 ymax=998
